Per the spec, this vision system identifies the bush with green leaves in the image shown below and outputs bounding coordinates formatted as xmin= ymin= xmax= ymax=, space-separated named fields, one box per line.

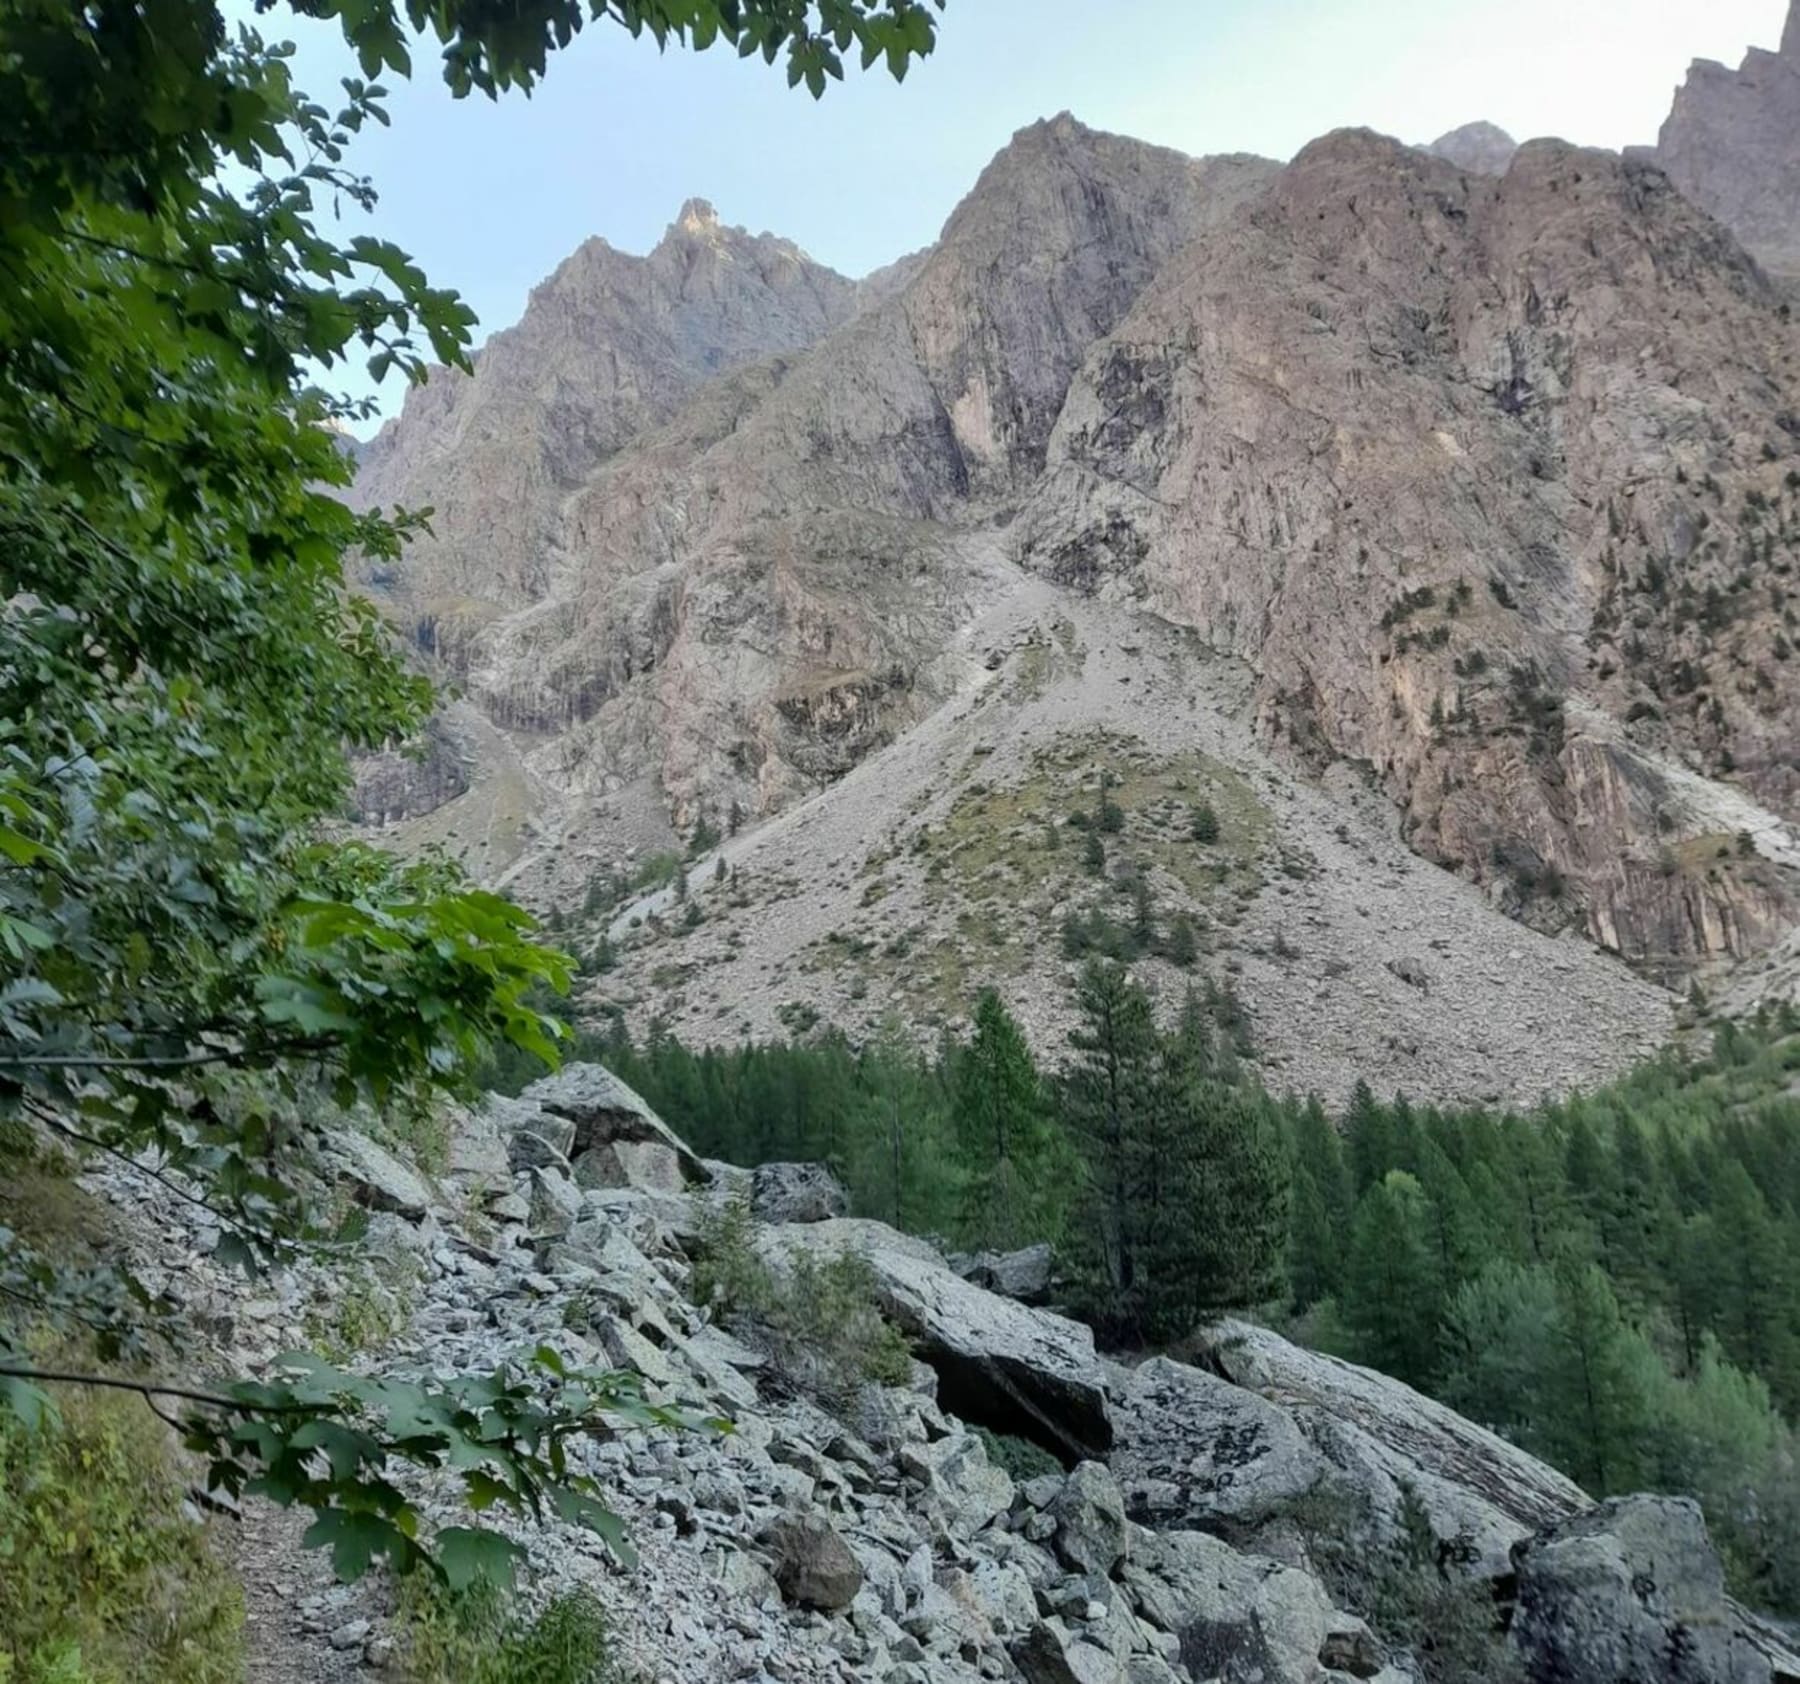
xmin=0 ymin=1382 xmax=244 ymax=1684
xmin=396 ymin=1578 xmax=611 ymax=1684
xmin=694 ymin=1195 xmax=913 ymax=1400
xmin=1295 ymin=1484 xmax=1521 ymax=1684
xmin=0 ymin=0 xmax=944 ymax=1594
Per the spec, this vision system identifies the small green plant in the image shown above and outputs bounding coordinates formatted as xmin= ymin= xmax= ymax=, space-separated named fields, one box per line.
xmin=1291 ymin=1483 xmax=1519 ymax=1684
xmin=304 ymin=1255 xmax=422 ymax=1360
xmin=0 ymin=1383 xmax=245 ymax=1683
xmin=693 ymin=1196 xmax=913 ymax=1398
xmin=396 ymin=1577 xmax=611 ymax=1684
xmin=970 ymin=1424 xmax=1062 ymax=1482
xmin=1190 ymin=802 xmax=1220 ymax=844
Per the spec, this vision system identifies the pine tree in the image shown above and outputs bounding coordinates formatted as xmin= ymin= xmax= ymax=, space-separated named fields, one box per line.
xmin=1342 ymin=1172 xmax=1445 ymax=1388
xmin=1343 ymin=1080 xmax=1390 ymax=1193
xmin=1059 ymin=961 xmax=1162 ymax=1316
xmin=1130 ymin=874 xmax=1157 ymax=955
xmin=1190 ymin=801 xmax=1220 ymax=843
xmin=1096 ymin=769 xmax=1125 ymax=833
xmin=1287 ymin=1097 xmax=1353 ymax=1309
xmin=1547 ymin=1263 xmax=1665 ymax=1494
xmin=951 ymin=989 xmax=1054 ymax=1249
xmin=1184 ymin=1081 xmax=1290 ymax=1315
xmin=1162 ymin=912 xmax=1199 ymax=969
xmin=1440 ymin=1261 xmax=1564 ymax=1455
xmin=1082 ymin=828 xmax=1106 ymax=875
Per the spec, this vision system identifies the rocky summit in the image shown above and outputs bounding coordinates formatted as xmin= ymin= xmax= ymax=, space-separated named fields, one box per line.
xmin=94 ymin=1066 xmax=1800 ymax=1684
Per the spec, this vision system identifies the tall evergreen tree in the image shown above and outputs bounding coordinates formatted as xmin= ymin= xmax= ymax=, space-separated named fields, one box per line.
xmin=1342 ymin=1173 xmax=1445 ymax=1388
xmin=1546 ymin=1263 xmax=1665 ymax=1495
xmin=951 ymin=989 xmax=1054 ymax=1249
xmin=1059 ymin=961 xmax=1163 ymax=1313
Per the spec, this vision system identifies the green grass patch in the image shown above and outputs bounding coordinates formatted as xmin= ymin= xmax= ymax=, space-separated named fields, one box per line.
xmin=0 ymin=1385 xmax=245 ymax=1684
xmin=395 ymin=1578 xmax=611 ymax=1684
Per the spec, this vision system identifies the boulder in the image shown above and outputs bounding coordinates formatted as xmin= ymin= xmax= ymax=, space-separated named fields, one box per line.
xmin=761 ymin=1510 xmax=865 ymax=1611
xmin=519 ymin=1064 xmax=709 ymax=1184
xmin=1109 ymin=1354 xmax=1326 ymax=1537
xmin=571 ymin=1137 xmax=686 ymax=1193
xmin=526 ymin=1166 xmax=583 ymax=1236
xmin=329 ymin=1133 xmax=434 ymax=1220
xmin=900 ymin=1431 xmax=1015 ymax=1535
xmin=1012 ymin=1621 xmax=1128 ymax=1684
xmin=1052 ymin=1461 xmax=1129 ymax=1579
xmin=1121 ymin=1527 xmax=1384 ymax=1684
xmin=508 ymin=1131 xmax=573 ymax=1177
xmin=442 ymin=1102 xmax=509 ymax=1191
xmin=750 ymin=1161 xmax=849 ymax=1224
xmin=764 ymin=1218 xmax=1111 ymax=1463
xmin=1511 ymin=1496 xmax=1800 ymax=1684
xmin=953 ymin=1242 xmax=1056 ymax=1304
xmin=1193 ymin=1319 xmax=1586 ymax=1576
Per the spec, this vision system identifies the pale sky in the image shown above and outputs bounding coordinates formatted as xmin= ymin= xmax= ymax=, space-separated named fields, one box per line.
xmin=263 ymin=0 xmax=1790 ymax=415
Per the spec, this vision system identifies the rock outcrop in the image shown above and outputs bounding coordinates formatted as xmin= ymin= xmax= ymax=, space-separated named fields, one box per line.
xmin=1512 ymin=1496 xmax=1800 ymax=1684
xmin=347 ymin=199 xmax=859 ymax=623
xmin=1654 ymin=0 xmax=1800 ymax=279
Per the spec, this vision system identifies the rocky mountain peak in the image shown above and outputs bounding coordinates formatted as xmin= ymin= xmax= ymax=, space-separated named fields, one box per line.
xmin=675 ymin=195 xmax=721 ymax=234
xmin=1426 ymin=118 xmax=1520 ymax=174
xmin=1654 ymin=0 xmax=1800 ymax=275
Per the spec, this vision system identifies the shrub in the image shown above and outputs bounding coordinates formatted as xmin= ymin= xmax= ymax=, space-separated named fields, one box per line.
xmin=1190 ymin=802 xmax=1220 ymax=844
xmin=970 ymin=1425 xmax=1062 ymax=1482
xmin=0 ymin=1385 xmax=244 ymax=1683
xmin=693 ymin=1196 xmax=913 ymax=1401
xmin=396 ymin=1579 xmax=610 ymax=1684
xmin=1292 ymin=1484 xmax=1519 ymax=1684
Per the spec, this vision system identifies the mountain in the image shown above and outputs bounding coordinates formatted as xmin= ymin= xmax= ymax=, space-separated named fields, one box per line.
xmin=349 ymin=95 xmax=1800 ymax=1088
xmin=1023 ymin=130 xmax=1800 ymax=973
xmin=1426 ymin=120 xmax=1519 ymax=175
xmin=347 ymin=199 xmax=860 ymax=623
xmin=1653 ymin=0 xmax=1800 ymax=278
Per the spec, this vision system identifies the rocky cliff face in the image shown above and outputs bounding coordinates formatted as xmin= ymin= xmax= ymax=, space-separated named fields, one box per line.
xmin=348 ymin=200 xmax=859 ymax=626
xmin=352 ymin=103 xmax=1800 ymax=1016
xmin=1654 ymin=0 xmax=1800 ymax=279
xmin=1022 ymin=131 xmax=1800 ymax=971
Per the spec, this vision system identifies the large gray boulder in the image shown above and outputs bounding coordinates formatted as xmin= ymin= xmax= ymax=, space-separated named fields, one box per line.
xmin=1051 ymin=1461 xmax=1129 ymax=1578
xmin=1191 ymin=1320 xmax=1587 ymax=1578
xmin=1511 ymin=1496 xmax=1800 ymax=1684
xmin=1109 ymin=1355 xmax=1327 ymax=1538
xmin=520 ymin=1063 xmax=710 ymax=1189
xmin=761 ymin=1510 xmax=864 ymax=1611
xmin=953 ymin=1242 xmax=1056 ymax=1305
xmin=763 ymin=1218 xmax=1111 ymax=1463
xmin=1120 ymin=1527 xmax=1387 ymax=1684
xmin=329 ymin=1133 xmax=434 ymax=1220
xmin=750 ymin=1161 xmax=849 ymax=1224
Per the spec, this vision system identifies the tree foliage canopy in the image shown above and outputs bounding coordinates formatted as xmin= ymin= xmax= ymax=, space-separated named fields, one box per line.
xmin=0 ymin=0 xmax=942 ymax=1590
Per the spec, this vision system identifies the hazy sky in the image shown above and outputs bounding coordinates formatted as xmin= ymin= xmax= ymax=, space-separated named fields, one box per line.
xmin=267 ymin=0 xmax=1790 ymax=413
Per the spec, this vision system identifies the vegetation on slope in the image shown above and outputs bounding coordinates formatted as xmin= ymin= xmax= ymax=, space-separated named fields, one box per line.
xmin=559 ymin=994 xmax=1800 ymax=1613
